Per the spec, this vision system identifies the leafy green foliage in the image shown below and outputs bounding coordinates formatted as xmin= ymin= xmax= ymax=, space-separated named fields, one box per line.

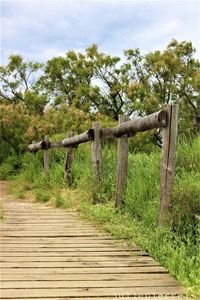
xmin=0 ymin=153 xmax=22 ymax=179
xmin=38 ymin=51 xmax=93 ymax=110
xmin=0 ymin=104 xmax=31 ymax=156
xmin=0 ymin=55 xmax=47 ymax=114
xmin=125 ymin=40 xmax=200 ymax=132
xmin=35 ymin=189 xmax=51 ymax=202
xmin=1 ymin=40 xmax=199 ymax=162
xmin=55 ymin=194 xmax=72 ymax=208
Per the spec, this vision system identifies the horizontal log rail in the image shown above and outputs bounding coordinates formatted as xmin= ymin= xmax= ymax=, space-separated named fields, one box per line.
xmin=28 ymin=109 xmax=167 ymax=152
xmin=62 ymin=129 xmax=94 ymax=147
xmin=28 ymin=130 xmax=93 ymax=152
xmin=101 ymin=109 xmax=167 ymax=139
xmin=28 ymin=104 xmax=178 ymax=226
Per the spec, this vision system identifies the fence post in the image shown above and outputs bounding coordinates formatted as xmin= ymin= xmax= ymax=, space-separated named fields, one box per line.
xmin=64 ymin=132 xmax=74 ymax=185
xmin=92 ymin=122 xmax=102 ymax=202
xmin=115 ymin=115 xmax=129 ymax=208
xmin=43 ymin=135 xmax=49 ymax=176
xmin=159 ymin=104 xmax=178 ymax=226
xmin=30 ymin=141 xmax=36 ymax=162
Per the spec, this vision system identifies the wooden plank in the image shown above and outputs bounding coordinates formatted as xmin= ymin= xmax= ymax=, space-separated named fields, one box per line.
xmin=1 ymin=222 xmax=94 ymax=225
xmin=4 ymin=212 xmax=78 ymax=215
xmin=1 ymin=232 xmax=105 ymax=237
xmin=0 ymin=256 xmax=154 ymax=262
xmin=159 ymin=104 xmax=178 ymax=225
xmin=1 ymin=229 xmax=102 ymax=233
xmin=1 ymin=260 xmax=160 ymax=268
xmin=2 ymin=218 xmax=81 ymax=222
xmin=4 ymin=214 xmax=78 ymax=217
xmin=1 ymin=245 xmax=135 ymax=251
xmin=1 ymin=266 xmax=167 ymax=274
xmin=0 ymin=298 xmax=188 ymax=300
xmin=115 ymin=115 xmax=129 ymax=207
xmin=1 ymin=233 xmax=104 ymax=236
xmin=1 ymin=279 xmax=179 ymax=289
xmin=1 ymin=227 xmax=101 ymax=231
xmin=0 ymin=286 xmax=184 ymax=298
xmin=1 ymin=243 xmax=132 ymax=249
xmin=92 ymin=122 xmax=102 ymax=202
xmin=1 ymin=252 xmax=146 ymax=258
xmin=0 ymin=240 xmax=127 ymax=245
xmin=1 ymin=273 xmax=175 ymax=281
xmin=1 ymin=247 xmax=135 ymax=252
xmin=1 ymin=227 xmax=101 ymax=232
xmin=1 ymin=250 xmax=145 ymax=256
xmin=0 ymin=237 xmax=120 ymax=243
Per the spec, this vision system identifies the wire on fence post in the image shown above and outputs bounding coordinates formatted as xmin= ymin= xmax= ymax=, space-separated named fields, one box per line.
xmin=159 ymin=104 xmax=178 ymax=226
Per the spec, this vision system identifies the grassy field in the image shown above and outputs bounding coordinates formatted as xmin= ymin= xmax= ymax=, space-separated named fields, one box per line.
xmin=1 ymin=135 xmax=200 ymax=298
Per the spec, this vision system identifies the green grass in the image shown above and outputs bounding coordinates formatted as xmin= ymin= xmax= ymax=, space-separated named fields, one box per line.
xmin=3 ymin=135 xmax=200 ymax=298
xmin=78 ymin=199 xmax=200 ymax=298
xmin=35 ymin=189 xmax=51 ymax=203
xmin=55 ymin=194 xmax=72 ymax=208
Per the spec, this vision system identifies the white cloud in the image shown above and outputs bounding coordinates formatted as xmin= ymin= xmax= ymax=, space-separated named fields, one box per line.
xmin=1 ymin=0 xmax=199 ymax=64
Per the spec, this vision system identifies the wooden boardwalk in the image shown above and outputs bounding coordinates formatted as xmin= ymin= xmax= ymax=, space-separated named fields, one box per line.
xmin=0 ymin=197 xmax=187 ymax=299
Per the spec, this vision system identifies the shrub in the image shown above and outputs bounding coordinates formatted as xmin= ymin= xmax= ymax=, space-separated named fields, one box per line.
xmin=35 ymin=189 xmax=50 ymax=202
xmin=0 ymin=154 xmax=21 ymax=179
xmin=55 ymin=194 xmax=72 ymax=209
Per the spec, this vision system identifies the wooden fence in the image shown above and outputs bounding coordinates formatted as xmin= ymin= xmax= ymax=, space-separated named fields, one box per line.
xmin=28 ymin=104 xmax=178 ymax=225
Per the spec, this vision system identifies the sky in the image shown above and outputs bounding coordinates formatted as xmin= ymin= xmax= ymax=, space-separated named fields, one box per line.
xmin=1 ymin=0 xmax=200 ymax=65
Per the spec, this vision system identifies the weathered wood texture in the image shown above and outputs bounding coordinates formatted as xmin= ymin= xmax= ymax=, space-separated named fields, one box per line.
xmin=64 ymin=132 xmax=74 ymax=185
xmin=43 ymin=135 xmax=49 ymax=176
xmin=92 ymin=122 xmax=102 ymax=202
xmin=159 ymin=104 xmax=178 ymax=225
xmin=28 ymin=132 xmax=92 ymax=153
xmin=0 ymin=196 xmax=185 ymax=299
xmin=101 ymin=109 xmax=167 ymax=139
xmin=28 ymin=140 xmax=44 ymax=152
xmin=115 ymin=115 xmax=129 ymax=207
xmin=28 ymin=109 xmax=167 ymax=152
xmin=62 ymin=129 xmax=94 ymax=147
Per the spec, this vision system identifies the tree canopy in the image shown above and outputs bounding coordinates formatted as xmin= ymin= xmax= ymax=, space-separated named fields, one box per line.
xmin=0 ymin=39 xmax=199 ymax=161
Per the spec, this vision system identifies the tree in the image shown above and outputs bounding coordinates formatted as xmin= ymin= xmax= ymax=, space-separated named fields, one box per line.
xmin=125 ymin=40 xmax=200 ymax=132
xmin=0 ymin=55 xmax=47 ymax=115
xmin=39 ymin=46 xmax=141 ymax=120
xmin=0 ymin=103 xmax=31 ymax=156
xmin=38 ymin=51 xmax=94 ymax=112
xmin=86 ymin=45 xmax=134 ymax=120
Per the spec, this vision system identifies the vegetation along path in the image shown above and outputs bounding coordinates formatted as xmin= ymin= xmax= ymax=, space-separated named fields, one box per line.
xmin=0 ymin=183 xmax=188 ymax=300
